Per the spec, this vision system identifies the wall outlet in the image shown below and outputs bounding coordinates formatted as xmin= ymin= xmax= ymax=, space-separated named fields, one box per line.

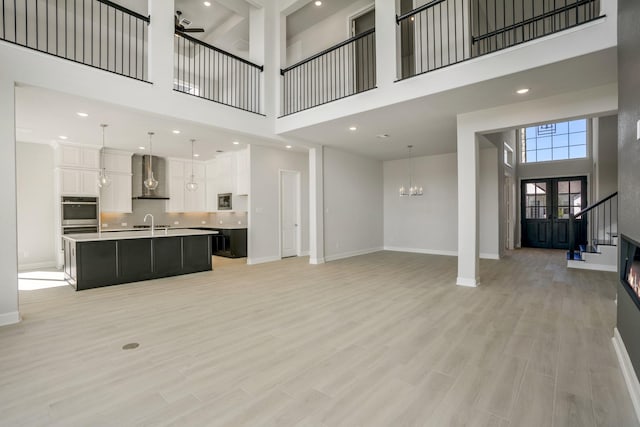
xmin=103 ymin=223 xmax=109 ymax=227
xmin=121 ymin=222 xmax=127 ymax=227
xmin=174 ymin=221 xmax=179 ymax=225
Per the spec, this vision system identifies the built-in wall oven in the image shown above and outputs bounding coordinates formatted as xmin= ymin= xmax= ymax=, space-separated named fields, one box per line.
xmin=61 ymin=196 xmax=98 ymax=235
xmin=61 ymin=196 xmax=98 ymax=226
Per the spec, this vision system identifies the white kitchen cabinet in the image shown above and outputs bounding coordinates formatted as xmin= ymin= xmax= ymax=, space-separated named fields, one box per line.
xmin=56 ymin=144 xmax=100 ymax=169
xmin=216 ymin=153 xmax=235 ymax=194
xmin=166 ymin=159 xmax=206 ymax=213
xmin=99 ymin=150 xmax=132 ymax=213
xmin=235 ymin=149 xmax=249 ymax=196
xmin=166 ymin=160 xmax=185 ymax=213
xmin=59 ymin=169 xmax=100 ymax=196
xmin=100 ymin=174 xmax=132 ymax=213
xmin=205 ymin=159 xmax=218 ymax=212
xmin=103 ymin=150 xmax=132 ymax=174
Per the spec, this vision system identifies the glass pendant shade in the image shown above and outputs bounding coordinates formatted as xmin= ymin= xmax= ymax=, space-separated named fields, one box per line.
xmin=399 ymin=145 xmax=423 ymax=197
xmin=185 ymin=139 xmax=199 ymax=192
xmin=98 ymin=169 xmax=112 ymax=188
xmin=97 ymin=124 xmax=112 ymax=188
xmin=186 ymin=176 xmax=199 ymax=191
xmin=144 ymin=132 xmax=159 ymax=190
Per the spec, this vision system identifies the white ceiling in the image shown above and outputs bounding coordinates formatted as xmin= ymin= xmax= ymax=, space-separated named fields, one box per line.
xmin=174 ymin=0 xmax=252 ymax=59
xmin=280 ymin=48 xmax=618 ymax=160
xmin=286 ymin=0 xmax=355 ymax=40
xmin=14 ymin=86 xmax=291 ymax=161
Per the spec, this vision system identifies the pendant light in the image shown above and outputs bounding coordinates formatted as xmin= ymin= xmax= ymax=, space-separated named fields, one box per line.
xmin=399 ymin=145 xmax=423 ymax=197
xmin=97 ymin=124 xmax=112 ymax=188
xmin=144 ymin=131 xmax=159 ymax=190
xmin=186 ymin=139 xmax=199 ymax=192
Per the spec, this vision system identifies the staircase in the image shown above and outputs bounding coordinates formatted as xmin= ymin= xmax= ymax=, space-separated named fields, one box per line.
xmin=567 ymin=192 xmax=618 ymax=272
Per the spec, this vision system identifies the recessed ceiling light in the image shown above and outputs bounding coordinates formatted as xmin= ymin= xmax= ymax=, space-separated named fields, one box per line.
xmin=216 ymin=150 xmax=224 ymax=153
xmin=138 ymin=146 xmax=145 ymax=150
xmin=203 ymin=1 xmax=211 ymax=5
xmin=76 ymin=112 xmax=88 ymax=117
xmin=285 ymin=145 xmax=292 ymax=149
xmin=172 ymin=130 xmax=181 ymax=134
xmin=516 ymin=88 xmax=530 ymax=94
xmin=59 ymin=135 xmax=68 ymax=140
xmin=193 ymin=153 xmax=200 ymax=157
xmin=377 ymin=134 xmax=390 ymax=139
xmin=349 ymin=126 xmax=357 ymax=131
xmin=315 ymin=0 xmax=322 ymax=6
xmin=232 ymin=141 xmax=240 ymax=145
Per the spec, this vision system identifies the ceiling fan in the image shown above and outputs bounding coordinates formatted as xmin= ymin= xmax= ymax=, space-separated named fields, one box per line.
xmin=175 ymin=11 xmax=205 ymax=33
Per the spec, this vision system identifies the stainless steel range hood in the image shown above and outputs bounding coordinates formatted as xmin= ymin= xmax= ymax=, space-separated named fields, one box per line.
xmin=132 ymin=154 xmax=169 ymax=200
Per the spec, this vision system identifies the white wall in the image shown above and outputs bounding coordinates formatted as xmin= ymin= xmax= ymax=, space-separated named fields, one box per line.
xmin=324 ymin=147 xmax=383 ymax=261
xmin=16 ymin=142 xmax=56 ymax=270
xmin=479 ymin=146 xmax=500 ymax=258
xmin=286 ymin=0 xmax=374 ymax=66
xmin=248 ymin=144 xmax=309 ymax=264
xmin=384 ymin=152 xmax=458 ymax=255
xmin=596 ymin=114 xmax=618 ymax=198
xmin=383 ymin=147 xmax=500 ymax=258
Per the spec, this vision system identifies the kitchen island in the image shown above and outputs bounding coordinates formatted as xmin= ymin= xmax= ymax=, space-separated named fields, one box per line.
xmin=62 ymin=229 xmax=218 ymax=291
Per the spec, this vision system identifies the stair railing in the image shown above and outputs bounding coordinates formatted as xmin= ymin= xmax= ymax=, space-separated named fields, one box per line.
xmin=569 ymin=191 xmax=618 ymax=260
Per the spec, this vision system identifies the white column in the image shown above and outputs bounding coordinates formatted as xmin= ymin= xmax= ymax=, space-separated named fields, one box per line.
xmin=148 ymin=0 xmax=175 ymax=89
xmin=457 ymin=124 xmax=480 ymax=287
xmin=261 ymin=2 xmax=283 ymax=118
xmin=0 ymin=78 xmax=20 ymax=325
xmin=249 ymin=7 xmax=265 ymax=65
xmin=309 ymin=145 xmax=325 ymax=264
xmin=375 ymin=0 xmax=399 ymax=87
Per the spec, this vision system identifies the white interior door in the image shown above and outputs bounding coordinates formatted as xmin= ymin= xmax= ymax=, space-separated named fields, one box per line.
xmin=280 ymin=170 xmax=300 ymax=258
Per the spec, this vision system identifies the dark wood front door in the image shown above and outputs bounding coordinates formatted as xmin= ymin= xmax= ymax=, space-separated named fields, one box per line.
xmin=521 ymin=176 xmax=587 ymax=249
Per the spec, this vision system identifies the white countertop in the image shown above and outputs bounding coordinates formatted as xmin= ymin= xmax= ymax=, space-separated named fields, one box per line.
xmin=100 ymin=225 xmax=248 ymax=232
xmin=63 ymin=229 xmax=218 ymax=242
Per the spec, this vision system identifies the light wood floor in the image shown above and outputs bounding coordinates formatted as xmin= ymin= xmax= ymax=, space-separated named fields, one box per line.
xmin=1 ymin=249 xmax=638 ymax=426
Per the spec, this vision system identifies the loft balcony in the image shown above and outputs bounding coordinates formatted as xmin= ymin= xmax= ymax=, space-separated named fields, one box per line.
xmin=0 ymin=0 xmax=264 ymax=115
xmin=0 ymin=0 xmax=150 ymax=81
xmin=279 ymin=0 xmax=606 ymax=118
xmin=397 ymin=0 xmax=603 ymax=79
xmin=173 ymin=31 xmax=264 ymax=115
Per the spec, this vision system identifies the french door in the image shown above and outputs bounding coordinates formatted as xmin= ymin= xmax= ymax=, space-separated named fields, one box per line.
xmin=521 ymin=176 xmax=587 ymax=249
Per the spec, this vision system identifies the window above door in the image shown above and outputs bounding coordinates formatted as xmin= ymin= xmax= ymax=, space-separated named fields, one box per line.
xmin=520 ymin=119 xmax=588 ymax=164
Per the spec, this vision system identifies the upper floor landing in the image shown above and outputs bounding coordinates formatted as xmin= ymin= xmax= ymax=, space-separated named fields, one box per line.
xmin=0 ymin=0 xmax=618 ymax=140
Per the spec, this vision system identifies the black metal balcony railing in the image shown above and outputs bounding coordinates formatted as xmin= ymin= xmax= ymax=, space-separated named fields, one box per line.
xmin=281 ymin=28 xmax=376 ymax=116
xmin=0 ymin=0 xmax=150 ymax=81
xmin=398 ymin=0 xmax=602 ymax=80
xmin=174 ymin=31 xmax=264 ymax=115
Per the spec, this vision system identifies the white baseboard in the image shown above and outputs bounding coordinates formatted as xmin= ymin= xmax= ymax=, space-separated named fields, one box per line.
xmin=299 ymin=250 xmax=310 ymax=257
xmin=324 ymin=247 xmax=383 ymax=262
xmin=18 ymin=261 xmax=57 ymax=271
xmin=0 ymin=311 xmax=21 ymax=327
xmin=383 ymin=246 xmax=457 ymax=257
xmin=384 ymin=247 xmax=499 ymax=260
xmin=246 ymin=256 xmax=281 ymax=265
xmin=309 ymin=257 xmax=325 ymax=265
xmin=612 ymin=328 xmax=640 ymax=423
xmin=456 ymin=277 xmax=479 ymax=287
xmin=567 ymin=261 xmax=617 ymax=272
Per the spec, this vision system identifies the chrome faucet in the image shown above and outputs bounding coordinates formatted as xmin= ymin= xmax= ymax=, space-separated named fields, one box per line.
xmin=143 ymin=214 xmax=154 ymax=236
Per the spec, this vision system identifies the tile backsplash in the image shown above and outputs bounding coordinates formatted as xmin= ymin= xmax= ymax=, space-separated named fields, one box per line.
xmin=101 ymin=199 xmax=247 ymax=229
